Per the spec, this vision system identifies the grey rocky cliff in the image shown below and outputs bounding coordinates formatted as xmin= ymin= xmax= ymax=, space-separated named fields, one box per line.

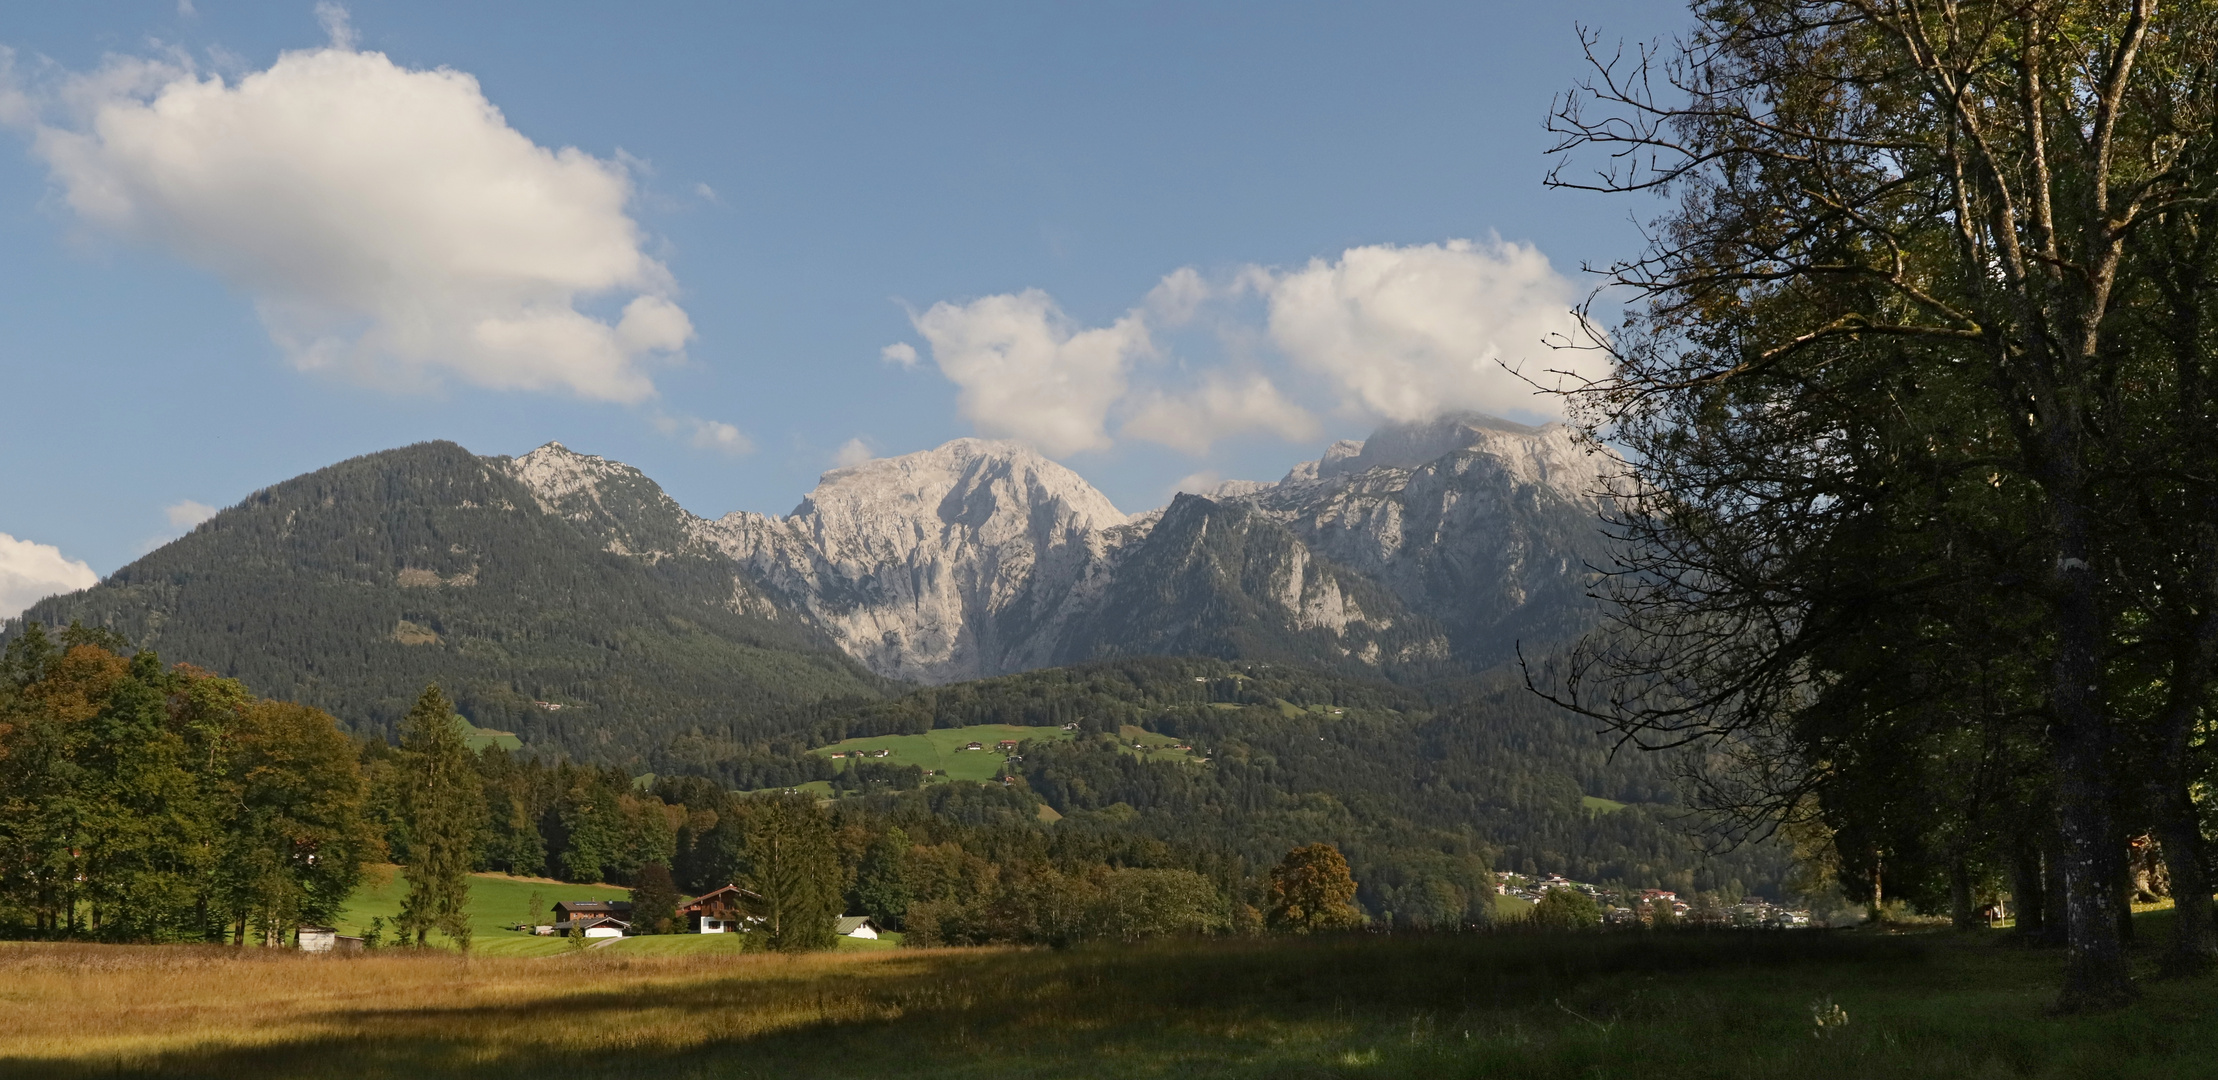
xmin=500 ymin=414 xmax=1610 ymax=684
xmin=696 ymin=439 xmax=1138 ymax=683
xmin=1220 ymin=414 xmax=1611 ymax=667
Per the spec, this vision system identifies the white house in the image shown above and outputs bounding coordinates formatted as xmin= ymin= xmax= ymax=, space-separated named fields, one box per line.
xmin=297 ymin=926 xmax=338 ymax=953
xmin=834 ymin=916 xmax=879 ymax=940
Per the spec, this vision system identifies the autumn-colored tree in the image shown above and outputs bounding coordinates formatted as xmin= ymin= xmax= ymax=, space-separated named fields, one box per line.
xmin=1265 ymin=843 xmax=1363 ymax=933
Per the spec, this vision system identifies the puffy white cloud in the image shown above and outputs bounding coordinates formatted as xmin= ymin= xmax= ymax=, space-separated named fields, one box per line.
xmin=653 ymin=414 xmax=752 ymax=455
xmin=880 ymin=341 xmax=919 ymax=368
xmin=911 ymin=289 xmax=1149 ymax=458
xmin=832 ymin=437 xmax=876 ymax=467
xmin=1264 ymin=239 xmax=1597 ymax=422
xmin=1121 ymin=371 xmax=1317 ymax=454
xmin=164 ymin=500 xmax=218 ymax=529
xmin=0 ymin=532 xmax=98 ymax=622
xmin=20 ymin=35 xmax=689 ymax=402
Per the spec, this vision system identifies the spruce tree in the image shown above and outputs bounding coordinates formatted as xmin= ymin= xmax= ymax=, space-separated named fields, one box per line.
xmin=743 ymin=794 xmax=840 ymax=951
xmin=395 ymin=685 xmax=484 ymax=948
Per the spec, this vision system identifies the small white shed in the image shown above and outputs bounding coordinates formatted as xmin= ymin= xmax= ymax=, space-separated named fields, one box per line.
xmin=297 ymin=926 xmax=338 ymax=953
xmin=834 ymin=916 xmax=879 ymax=940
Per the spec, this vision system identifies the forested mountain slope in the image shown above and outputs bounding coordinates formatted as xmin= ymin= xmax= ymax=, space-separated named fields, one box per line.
xmin=665 ymin=657 xmax=1791 ymax=904
xmin=13 ymin=442 xmax=885 ymax=760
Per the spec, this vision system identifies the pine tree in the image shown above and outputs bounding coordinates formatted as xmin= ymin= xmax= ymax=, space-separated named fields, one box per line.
xmin=395 ymin=686 xmax=484 ymax=948
xmin=743 ymin=795 xmax=840 ymax=951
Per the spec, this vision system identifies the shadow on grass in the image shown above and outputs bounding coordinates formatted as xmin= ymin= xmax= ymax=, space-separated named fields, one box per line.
xmin=0 ymin=930 xmax=1952 ymax=1080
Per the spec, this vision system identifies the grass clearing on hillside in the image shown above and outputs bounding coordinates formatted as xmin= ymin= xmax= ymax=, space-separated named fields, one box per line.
xmin=10 ymin=915 xmax=2218 ymax=1078
xmin=813 ymin=724 xmax=1072 ymax=782
xmin=1581 ymin=794 xmax=1629 ymax=814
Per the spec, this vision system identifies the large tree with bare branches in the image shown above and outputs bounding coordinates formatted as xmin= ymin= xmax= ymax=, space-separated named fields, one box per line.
xmin=1538 ymin=0 xmax=2218 ymax=1010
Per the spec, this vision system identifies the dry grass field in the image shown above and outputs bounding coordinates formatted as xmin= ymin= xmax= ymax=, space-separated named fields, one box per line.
xmin=7 ymin=920 xmax=2218 ymax=1079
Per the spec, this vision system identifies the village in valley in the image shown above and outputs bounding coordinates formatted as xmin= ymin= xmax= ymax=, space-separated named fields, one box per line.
xmin=1494 ymin=872 xmax=1816 ymax=929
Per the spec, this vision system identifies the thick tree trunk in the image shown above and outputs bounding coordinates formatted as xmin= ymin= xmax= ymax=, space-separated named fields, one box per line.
xmin=2013 ymin=835 xmax=2046 ymax=939
xmin=2155 ymin=784 xmax=2215 ymax=976
xmin=2052 ymin=707 xmax=2138 ymax=1009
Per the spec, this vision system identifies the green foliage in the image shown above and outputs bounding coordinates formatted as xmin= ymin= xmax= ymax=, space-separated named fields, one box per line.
xmin=740 ymin=795 xmax=842 ymax=951
xmin=1527 ymin=886 xmax=1601 ymax=930
xmin=0 ymin=634 xmax=374 ymax=942
xmin=395 ymin=685 xmax=483 ymax=949
xmin=629 ymin=863 xmax=679 ymax=935
xmin=853 ymin=828 xmax=913 ymax=927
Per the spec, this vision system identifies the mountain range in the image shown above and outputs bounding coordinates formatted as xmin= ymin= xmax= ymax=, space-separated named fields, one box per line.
xmin=10 ymin=412 xmax=1613 ymax=758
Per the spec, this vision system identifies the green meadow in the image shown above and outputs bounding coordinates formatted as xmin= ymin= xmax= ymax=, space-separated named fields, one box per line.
xmin=333 ymin=866 xmax=900 ymax=957
xmin=12 ymin=915 xmax=2218 ymax=1078
xmin=813 ymin=724 xmax=1073 ymax=782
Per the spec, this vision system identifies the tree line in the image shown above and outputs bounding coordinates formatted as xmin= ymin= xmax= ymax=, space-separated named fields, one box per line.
xmin=1538 ymin=0 xmax=2218 ymax=1010
xmin=0 ymin=628 xmax=1378 ymax=950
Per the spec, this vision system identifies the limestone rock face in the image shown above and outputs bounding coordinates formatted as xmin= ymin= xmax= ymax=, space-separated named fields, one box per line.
xmin=502 ymin=414 xmax=1610 ymax=683
xmin=697 ymin=439 xmax=1135 ymax=683
xmin=1226 ymin=414 xmax=1610 ymax=667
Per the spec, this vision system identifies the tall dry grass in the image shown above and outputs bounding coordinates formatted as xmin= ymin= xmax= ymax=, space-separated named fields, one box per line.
xmin=0 ymin=940 xmax=975 ymax=1076
xmin=6 ymin=922 xmax=2218 ymax=1079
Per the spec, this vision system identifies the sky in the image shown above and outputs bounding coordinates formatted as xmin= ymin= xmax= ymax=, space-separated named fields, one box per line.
xmin=0 ymin=0 xmax=1686 ymax=618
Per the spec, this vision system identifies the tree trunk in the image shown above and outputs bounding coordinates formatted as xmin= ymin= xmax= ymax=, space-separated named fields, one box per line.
xmin=2052 ymin=707 xmax=2138 ymax=1009
xmin=2013 ymin=835 xmax=2045 ymax=939
xmin=1950 ymin=857 xmax=1977 ymax=932
xmin=2155 ymin=783 xmax=2214 ymax=976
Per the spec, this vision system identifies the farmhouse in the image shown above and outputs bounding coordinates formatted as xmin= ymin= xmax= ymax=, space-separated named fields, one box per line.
xmin=834 ymin=916 xmax=880 ymax=940
xmin=678 ymin=884 xmax=765 ymax=933
xmin=963 ymin=741 xmax=984 ymax=750
xmin=552 ymin=900 xmax=633 ymax=923
xmin=996 ymin=740 xmax=1018 ymax=751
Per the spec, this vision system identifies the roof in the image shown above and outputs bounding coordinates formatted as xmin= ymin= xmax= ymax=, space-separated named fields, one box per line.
xmin=553 ymin=899 xmax=632 ymax=911
xmin=834 ymin=916 xmax=874 ymax=934
xmin=678 ymin=884 xmax=764 ymax=913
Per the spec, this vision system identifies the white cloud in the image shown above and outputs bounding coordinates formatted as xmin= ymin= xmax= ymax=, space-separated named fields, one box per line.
xmin=1143 ymin=266 xmax=1210 ymax=328
xmin=164 ymin=499 xmax=218 ymax=529
xmin=911 ymin=289 xmax=1149 ymax=458
xmin=1264 ymin=238 xmax=1598 ymax=422
xmin=880 ymin=341 xmax=919 ymax=368
xmin=314 ymin=2 xmax=357 ymax=51
xmin=0 ymin=532 xmax=99 ymax=622
xmin=832 ymin=437 xmax=875 ymax=468
xmin=1121 ymin=371 xmax=1316 ymax=454
xmin=653 ymin=415 xmax=752 ymax=455
xmin=17 ymin=34 xmax=689 ymax=403
xmin=177 ymin=0 xmax=198 ymax=18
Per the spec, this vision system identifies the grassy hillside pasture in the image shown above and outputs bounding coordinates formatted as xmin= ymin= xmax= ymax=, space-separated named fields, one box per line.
xmin=336 ymin=866 xmax=629 ymax=952
xmin=6 ymin=919 xmax=2218 ymax=1078
xmin=334 ymin=867 xmax=897 ymax=957
xmin=814 ymin=724 xmax=1073 ymax=782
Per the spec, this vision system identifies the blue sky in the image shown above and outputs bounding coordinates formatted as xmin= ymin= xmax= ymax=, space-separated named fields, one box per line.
xmin=0 ymin=0 xmax=1683 ymax=613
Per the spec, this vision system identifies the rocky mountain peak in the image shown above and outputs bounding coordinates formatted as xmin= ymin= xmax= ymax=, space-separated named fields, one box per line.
xmin=505 ymin=441 xmax=695 ymax=559
xmin=1277 ymin=412 xmax=1601 ymax=497
xmin=791 ymin=437 xmax=1126 ymax=535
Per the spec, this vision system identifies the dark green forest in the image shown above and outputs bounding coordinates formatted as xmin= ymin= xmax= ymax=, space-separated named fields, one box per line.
xmin=13 ymin=442 xmax=888 ymax=760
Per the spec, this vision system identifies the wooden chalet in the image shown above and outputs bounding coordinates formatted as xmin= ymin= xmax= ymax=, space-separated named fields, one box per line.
xmin=677 ymin=884 xmax=764 ymax=934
